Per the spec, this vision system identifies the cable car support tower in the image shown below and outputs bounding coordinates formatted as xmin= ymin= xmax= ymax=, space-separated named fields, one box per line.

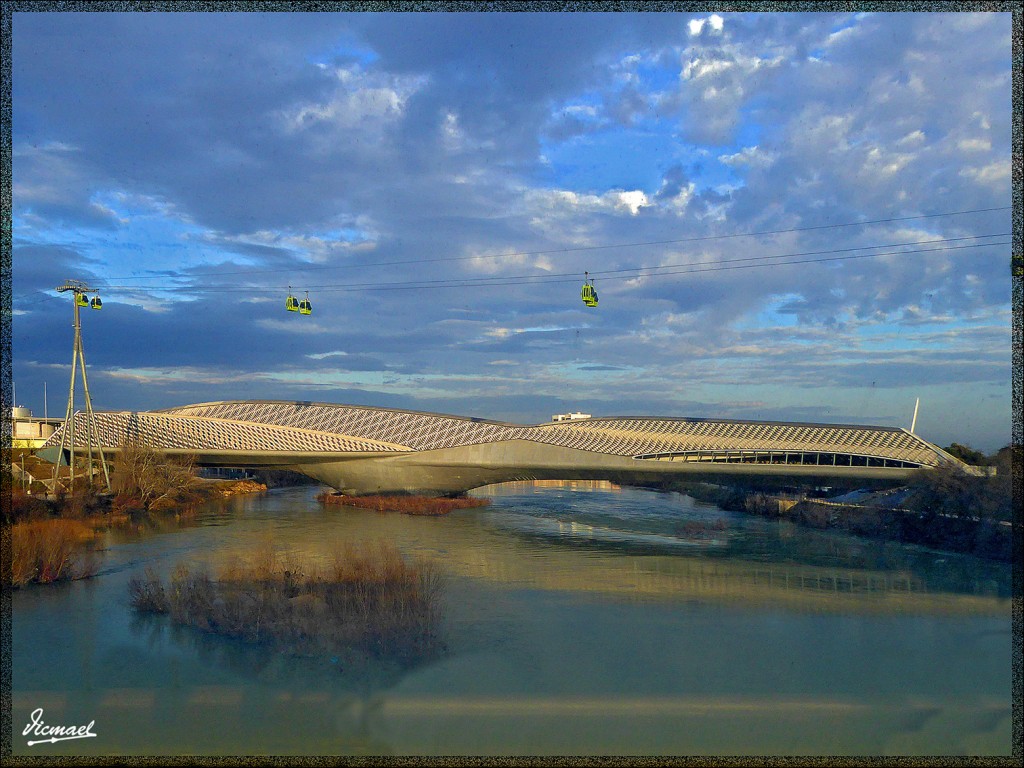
xmin=53 ymin=280 xmax=111 ymax=493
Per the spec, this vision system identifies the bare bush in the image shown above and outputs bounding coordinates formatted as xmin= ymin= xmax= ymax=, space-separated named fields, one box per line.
xmin=111 ymin=442 xmax=200 ymax=510
xmin=9 ymin=519 xmax=97 ymax=587
xmin=128 ymin=542 xmax=445 ymax=663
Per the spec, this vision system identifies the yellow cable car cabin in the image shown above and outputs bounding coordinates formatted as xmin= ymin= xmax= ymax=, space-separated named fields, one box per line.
xmin=581 ymin=282 xmax=598 ymax=307
xmin=75 ymin=292 xmax=89 ymax=307
xmin=90 ymin=296 xmax=102 ymax=310
xmin=286 ymin=294 xmax=300 ymax=312
xmin=299 ymin=293 xmax=312 ymax=315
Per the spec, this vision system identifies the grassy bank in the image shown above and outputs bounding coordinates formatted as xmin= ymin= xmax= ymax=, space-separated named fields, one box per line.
xmin=8 ymin=516 xmax=99 ymax=587
xmin=7 ymin=446 xmax=267 ymax=588
xmin=781 ymin=498 xmax=1012 ymax=561
xmin=648 ymin=454 xmax=1014 ymax=561
xmin=129 ymin=542 xmax=444 ymax=664
xmin=317 ymin=492 xmax=490 ymax=516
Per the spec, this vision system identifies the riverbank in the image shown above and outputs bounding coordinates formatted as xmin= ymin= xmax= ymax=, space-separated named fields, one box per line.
xmin=651 ymin=465 xmax=1013 ymax=562
xmin=8 ymin=478 xmax=269 ymax=588
xmin=782 ymin=497 xmax=1010 ymax=560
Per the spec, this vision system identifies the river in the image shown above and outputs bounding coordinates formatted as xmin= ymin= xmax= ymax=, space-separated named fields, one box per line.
xmin=10 ymin=482 xmax=1013 ymax=756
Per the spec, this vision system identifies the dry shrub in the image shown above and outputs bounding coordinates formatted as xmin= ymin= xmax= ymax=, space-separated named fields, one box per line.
xmin=9 ymin=519 xmax=98 ymax=587
xmin=111 ymin=493 xmax=146 ymax=516
xmin=128 ymin=567 xmax=170 ymax=612
xmin=10 ymin=491 xmax=49 ymax=524
xmin=112 ymin=442 xmax=200 ymax=510
xmin=127 ymin=542 xmax=444 ymax=664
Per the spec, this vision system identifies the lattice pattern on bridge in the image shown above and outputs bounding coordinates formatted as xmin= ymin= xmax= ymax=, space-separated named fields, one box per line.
xmin=159 ymin=400 xmax=525 ymax=450
xmin=533 ymin=418 xmax=940 ymax=466
xmin=123 ymin=399 xmax=952 ymax=467
xmin=46 ymin=411 xmax=412 ymax=454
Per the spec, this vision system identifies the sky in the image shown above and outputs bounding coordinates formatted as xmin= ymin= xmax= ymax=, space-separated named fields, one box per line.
xmin=7 ymin=9 xmax=1014 ymax=453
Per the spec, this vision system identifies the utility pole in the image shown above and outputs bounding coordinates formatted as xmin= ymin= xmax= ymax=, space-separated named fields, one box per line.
xmin=53 ymin=280 xmax=111 ymax=493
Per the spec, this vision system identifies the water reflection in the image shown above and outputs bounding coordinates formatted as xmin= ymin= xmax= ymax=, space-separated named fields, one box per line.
xmin=129 ymin=611 xmax=427 ymax=697
xmin=89 ymin=482 xmax=1010 ymax=613
xmin=12 ymin=481 xmax=1012 ymax=755
xmin=462 ymin=481 xmax=1010 ymax=610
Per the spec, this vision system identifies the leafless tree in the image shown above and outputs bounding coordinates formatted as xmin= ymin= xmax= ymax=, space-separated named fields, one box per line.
xmin=112 ymin=441 xmax=199 ymax=509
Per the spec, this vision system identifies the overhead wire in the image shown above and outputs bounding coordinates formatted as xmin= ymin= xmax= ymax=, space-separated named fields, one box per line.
xmin=85 ymin=234 xmax=1009 ymax=295
xmin=293 ymin=239 xmax=1012 ymax=293
xmin=84 ymin=204 xmax=1011 ymax=282
xmin=10 ymin=206 xmax=1012 ymax=306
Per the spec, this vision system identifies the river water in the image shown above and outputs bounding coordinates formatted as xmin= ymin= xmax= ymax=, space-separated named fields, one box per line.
xmin=10 ymin=482 xmax=1013 ymax=756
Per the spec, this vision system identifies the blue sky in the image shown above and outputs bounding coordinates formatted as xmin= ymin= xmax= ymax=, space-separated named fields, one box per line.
xmin=8 ymin=10 xmax=1013 ymax=452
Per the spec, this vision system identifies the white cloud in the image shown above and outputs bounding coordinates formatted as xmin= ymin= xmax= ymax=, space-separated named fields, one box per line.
xmin=897 ymin=130 xmax=926 ymax=147
xmin=688 ymin=14 xmax=724 ymax=36
xmin=682 ymin=56 xmax=733 ymax=81
xmin=255 ymin=317 xmax=331 ymax=334
xmin=524 ymin=187 xmax=650 ymax=219
xmin=960 ymin=159 xmax=1011 ymax=189
xmin=957 ymin=137 xmax=992 ymax=152
xmin=862 ymin=145 xmax=914 ymax=177
xmin=718 ymin=145 xmax=777 ymax=170
xmin=279 ymin=67 xmax=423 ymax=134
xmin=615 ymin=190 xmax=649 ymax=215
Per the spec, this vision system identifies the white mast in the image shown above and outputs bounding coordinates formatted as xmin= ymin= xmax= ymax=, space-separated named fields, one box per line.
xmin=910 ymin=397 xmax=920 ymax=434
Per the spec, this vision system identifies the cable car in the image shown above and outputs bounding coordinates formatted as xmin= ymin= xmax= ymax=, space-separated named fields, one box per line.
xmin=285 ymin=286 xmax=299 ymax=312
xmin=581 ymin=272 xmax=598 ymax=307
xmin=299 ymin=291 xmax=312 ymax=315
xmin=90 ymin=295 xmax=102 ymax=310
xmin=75 ymin=292 xmax=89 ymax=307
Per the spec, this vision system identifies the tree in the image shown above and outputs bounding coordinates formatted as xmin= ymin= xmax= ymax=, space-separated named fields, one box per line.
xmin=943 ymin=443 xmax=986 ymax=466
xmin=111 ymin=442 xmax=199 ymax=510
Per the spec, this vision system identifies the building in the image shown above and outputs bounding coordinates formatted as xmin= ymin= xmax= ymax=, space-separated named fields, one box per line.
xmin=552 ymin=412 xmax=592 ymax=422
xmin=10 ymin=406 xmax=63 ymax=450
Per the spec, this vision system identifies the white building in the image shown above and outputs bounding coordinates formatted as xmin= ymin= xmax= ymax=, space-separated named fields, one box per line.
xmin=551 ymin=412 xmax=592 ymax=422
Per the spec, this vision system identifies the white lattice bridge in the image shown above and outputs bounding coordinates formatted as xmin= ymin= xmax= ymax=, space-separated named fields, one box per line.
xmin=43 ymin=400 xmax=967 ymax=496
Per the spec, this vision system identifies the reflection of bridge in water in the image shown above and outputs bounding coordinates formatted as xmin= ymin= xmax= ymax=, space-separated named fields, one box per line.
xmin=45 ymin=399 xmax=969 ymax=496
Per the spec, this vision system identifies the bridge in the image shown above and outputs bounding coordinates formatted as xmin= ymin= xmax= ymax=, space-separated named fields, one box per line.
xmin=42 ymin=400 xmax=966 ymax=496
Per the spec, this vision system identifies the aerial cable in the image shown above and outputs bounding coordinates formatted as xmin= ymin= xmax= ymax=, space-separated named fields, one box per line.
xmin=16 ymin=233 xmax=1007 ymax=308
xmin=249 ymin=232 xmax=1013 ymax=291
xmin=88 ymin=205 xmax=1011 ymax=282
xmin=72 ymin=238 xmax=1008 ymax=300
xmin=317 ymin=240 xmax=1011 ymax=292
xmin=86 ymin=234 xmax=1009 ymax=295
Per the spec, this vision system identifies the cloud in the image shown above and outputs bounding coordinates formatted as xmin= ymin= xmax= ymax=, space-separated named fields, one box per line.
xmin=9 ymin=11 xmax=1012 ymax=452
xmin=718 ymin=146 xmax=776 ymax=170
xmin=960 ymin=159 xmax=1011 ymax=190
xmin=688 ymin=14 xmax=725 ymax=36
